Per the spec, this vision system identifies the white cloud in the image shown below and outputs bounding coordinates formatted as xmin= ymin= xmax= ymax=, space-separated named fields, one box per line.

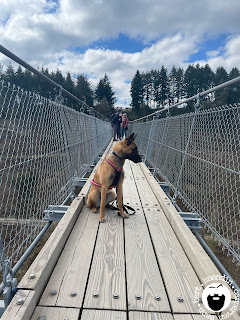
xmin=40 ymin=33 xmax=195 ymax=105
xmin=195 ymin=35 xmax=240 ymax=71
xmin=1 ymin=0 xmax=240 ymax=104
xmin=206 ymin=49 xmax=221 ymax=58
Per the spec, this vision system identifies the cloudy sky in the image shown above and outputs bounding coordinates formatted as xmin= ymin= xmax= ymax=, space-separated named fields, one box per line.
xmin=0 ymin=0 xmax=240 ymax=107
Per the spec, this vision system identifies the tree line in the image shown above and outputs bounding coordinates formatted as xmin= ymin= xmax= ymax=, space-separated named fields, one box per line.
xmin=1 ymin=62 xmax=240 ymax=120
xmin=0 ymin=63 xmax=116 ymax=118
xmin=130 ymin=64 xmax=240 ymax=117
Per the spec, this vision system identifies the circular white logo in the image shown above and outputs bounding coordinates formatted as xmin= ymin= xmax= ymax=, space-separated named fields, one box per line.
xmin=202 ymin=283 xmax=231 ymax=312
xmin=193 ymin=275 xmax=239 ymax=319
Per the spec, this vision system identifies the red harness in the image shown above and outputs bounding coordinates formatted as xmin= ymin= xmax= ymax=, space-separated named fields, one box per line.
xmin=91 ymin=159 xmax=122 ymax=189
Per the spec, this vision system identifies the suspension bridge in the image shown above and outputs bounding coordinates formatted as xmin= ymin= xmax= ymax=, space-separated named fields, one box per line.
xmin=0 ymin=45 xmax=240 ymax=320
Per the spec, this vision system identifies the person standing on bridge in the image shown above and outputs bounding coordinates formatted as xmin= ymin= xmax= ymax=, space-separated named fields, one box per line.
xmin=110 ymin=109 xmax=122 ymax=141
xmin=118 ymin=110 xmax=123 ymax=140
xmin=121 ymin=113 xmax=129 ymax=139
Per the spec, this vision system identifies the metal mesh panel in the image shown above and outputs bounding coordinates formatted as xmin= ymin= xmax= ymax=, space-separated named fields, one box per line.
xmin=0 ymin=82 xmax=111 ymax=272
xmin=130 ymin=104 xmax=240 ymax=265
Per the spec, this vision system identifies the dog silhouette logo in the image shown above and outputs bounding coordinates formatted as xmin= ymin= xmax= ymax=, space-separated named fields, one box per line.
xmin=202 ymin=283 xmax=231 ymax=312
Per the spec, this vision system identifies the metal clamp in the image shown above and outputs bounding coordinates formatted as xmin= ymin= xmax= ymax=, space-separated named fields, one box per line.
xmin=2 ymin=260 xmax=18 ymax=310
xmin=44 ymin=205 xmax=69 ymax=222
xmin=195 ymin=92 xmax=201 ymax=112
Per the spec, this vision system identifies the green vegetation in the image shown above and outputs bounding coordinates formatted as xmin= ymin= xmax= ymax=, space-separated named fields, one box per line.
xmin=130 ymin=64 xmax=240 ymax=118
xmin=1 ymin=62 xmax=240 ymax=120
xmin=0 ymin=64 xmax=116 ymax=119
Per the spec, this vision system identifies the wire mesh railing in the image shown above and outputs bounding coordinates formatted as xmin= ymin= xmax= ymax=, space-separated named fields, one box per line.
xmin=130 ymin=103 xmax=240 ymax=265
xmin=0 ymin=80 xmax=112 ymax=276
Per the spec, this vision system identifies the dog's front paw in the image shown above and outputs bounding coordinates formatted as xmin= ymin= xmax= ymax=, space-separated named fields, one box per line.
xmin=91 ymin=207 xmax=98 ymax=213
xmin=99 ymin=217 xmax=105 ymax=223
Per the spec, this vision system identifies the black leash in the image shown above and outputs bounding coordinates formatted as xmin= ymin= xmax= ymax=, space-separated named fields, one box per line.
xmin=107 ymin=200 xmax=136 ymax=216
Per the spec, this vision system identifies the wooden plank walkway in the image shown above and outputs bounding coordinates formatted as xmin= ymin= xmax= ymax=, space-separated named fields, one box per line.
xmin=3 ymin=141 xmax=238 ymax=320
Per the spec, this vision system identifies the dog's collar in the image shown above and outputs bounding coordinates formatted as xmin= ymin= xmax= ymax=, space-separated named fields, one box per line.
xmin=111 ymin=151 xmax=123 ymax=160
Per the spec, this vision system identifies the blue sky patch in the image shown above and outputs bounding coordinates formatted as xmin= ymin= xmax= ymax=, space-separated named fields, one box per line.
xmin=72 ymin=33 xmax=155 ymax=54
xmin=95 ymin=33 xmax=151 ymax=53
xmin=44 ymin=0 xmax=60 ymax=14
xmin=0 ymin=16 xmax=10 ymax=26
xmin=187 ymin=34 xmax=229 ymax=63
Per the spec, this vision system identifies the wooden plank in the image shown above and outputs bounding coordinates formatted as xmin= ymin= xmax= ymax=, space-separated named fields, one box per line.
xmin=31 ymin=306 xmax=79 ymax=320
xmin=130 ymin=162 xmax=160 ymax=208
xmin=125 ymin=207 xmax=170 ymax=312
xmin=39 ymin=205 xmax=99 ymax=308
xmin=173 ymin=315 xmax=193 ymax=320
xmin=84 ymin=208 xmax=126 ymax=310
xmin=122 ymin=174 xmax=141 ymax=208
xmin=139 ymin=162 xmax=235 ymax=297
xmin=192 ymin=315 xmax=218 ymax=320
xmin=140 ymin=161 xmax=221 ymax=277
xmin=123 ymin=159 xmax=132 ymax=177
xmin=129 ymin=312 xmax=174 ymax=320
xmin=173 ymin=315 xmax=218 ymax=320
xmin=1 ymin=290 xmax=36 ymax=320
xmin=144 ymin=207 xmax=201 ymax=314
xmin=81 ymin=309 xmax=126 ymax=320
xmin=19 ymin=196 xmax=84 ymax=291
xmin=16 ymin=195 xmax=84 ymax=318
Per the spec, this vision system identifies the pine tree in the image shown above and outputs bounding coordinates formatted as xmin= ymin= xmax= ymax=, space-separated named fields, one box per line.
xmin=95 ymin=74 xmax=116 ymax=109
xmin=130 ymin=70 xmax=143 ymax=114
xmin=75 ymin=74 xmax=94 ymax=108
xmin=215 ymin=66 xmax=228 ymax=106
xmin=202 ymin=64 xmax=215 ymax=91
xmin=175 ymin=68 xmax=185 ymax=102
xmin=65 ymin=72 xmax=75 ymax=93
xmin=15 ymin=66 xmax=25 ymax=88
xmin=159 ymin=66 xmax=169 ymax=106
xmin=37 ymin=67 xmax=54 ymax=98
xmin=184 ymin=65 xmax=198 ymax=98
xmin=23 ymin=69 xmax=35 ymax=91
xmin=3 ymin=63 xmax=16 ymax=84
xmin=64 ymin=71 xmax=76 ymax=109
xmin=53 ymin=69 xmax=65 ymax=90
xmin=200 ymin=64 xmax=215 ymax=108
xmin=184 ymin=65 xmax=199 ymax=111
xmin=142 ymin=71 xmax=153 ymax=108
xmin=169 ymin=66 xmax=178 ymax=105
xmin=151 ymin=70 xmax=162 ymax=108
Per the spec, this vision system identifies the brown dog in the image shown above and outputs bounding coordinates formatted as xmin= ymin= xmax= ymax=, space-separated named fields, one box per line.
xmin=87 ymin=133 xmax=141 ymax=222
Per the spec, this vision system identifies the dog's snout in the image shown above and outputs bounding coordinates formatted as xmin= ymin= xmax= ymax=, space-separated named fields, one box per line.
xmin=136 ymin=155 xmax=142 ymax=163
xmin=133 ymin=153 xmax=142 ymax=163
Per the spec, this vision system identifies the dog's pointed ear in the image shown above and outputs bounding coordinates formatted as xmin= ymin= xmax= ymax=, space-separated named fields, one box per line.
xmin=125 ymin=133 xmax=137 ymax=146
